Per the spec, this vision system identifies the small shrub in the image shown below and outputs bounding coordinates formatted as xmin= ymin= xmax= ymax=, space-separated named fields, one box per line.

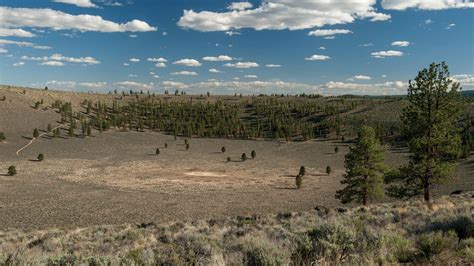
xmin=33 ymin=128 xmax=39 ymax=138
xmin=38 ymin=153 xmax=44 ymax=162
xmin=241 ymin=237 xmax=290 ymax=265
xmin=241 ymin=153 xmax=247 ymax=161
xmin=47 ymin=124 xmax=52 ymax=132
xmin=385 ymin=235 xmax=416 ymax=263
xmin=227 ymin=157 xmax=231 ymax=162
xmin=164 ymin=143 xmax=168 ymax=148
xmin=156 ymin=148 xmax=160 ymax=155
xmin=184 ymin=139 xmax=188 ymax=145
xmin=7 ymin=165 xmax=16 ymax=176
xmin=417 ymin=230 xmax=457 ymax=261
xmin=326 ymin=166 xmax=332 ymax=175
xmin=299 ymin=166 xmax=306 ymax=176
xmin=457 ymin=238 xmax=474 ymax=262
xmin=251 ymin=150 xmax=256 ymax=159
xmin=296 ymin=175 xmax=303 ymax=189
xmin=307 ymin=223 xmax=357 ymax=262
xmin=0 ymin=132 xmax=5 ymax=142
xmin=186 ymin=143 xmax=190 ymax=150
xmin=335 ymin=147 xmax=339 ymax=154
xmin=221 ymin=146 xmax=226 ymax=153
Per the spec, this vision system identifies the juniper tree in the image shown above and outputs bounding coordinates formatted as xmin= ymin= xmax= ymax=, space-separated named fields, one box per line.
xmin=387 ymin=62 xmax=463 ymax=202
xmin=38 ymin=153 xmax=44 ymax=162
xmin=336 ymin=126 xmax=385 ymax=205
xmin=186 ymin=143 xmax=190 ymax=150
xmin=241 ymin=153 xmax=247 ymax=161
xmin=7 ymin=166 xmax=16 ymax=176
xmin=33 ymin=128 xmax=39 ymax=138
xmin=165 ymin=143 xmax=168 ymax=148
xmin=299 ymin=166 xmax=306 ymax=177
xmin=334 ymin=147 xmax=339 ymax=154
xmin=47 ymin=124 xmax=52 ymax=132
xmin=326 ymin=166 xmax=332 ymax=176
xmin=156 ymin=148 xmax=160 ymax=155
xmin=295 ymin=174 xmax=303 ymax=189
xmin=221 ymin=146 xmax=226 ymax=153
xmin=251 ymin=150 xmax=256 ymax=159
xmin=227 ymin=157 xmax=231 ymax=162
xmin=0 ymin=132 xmax=5 ymax=142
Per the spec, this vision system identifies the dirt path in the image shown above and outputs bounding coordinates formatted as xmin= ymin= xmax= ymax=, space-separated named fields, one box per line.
xmin=16 ymin=125 xmax=63 ymax=156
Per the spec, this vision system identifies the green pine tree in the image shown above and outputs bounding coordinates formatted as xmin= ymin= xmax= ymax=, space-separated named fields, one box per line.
xmin=33 ymin=128 xmax=39 ymax=138
xmin=336 ymin=126 xmax=385 ymax=205
xmin=387 ymin=62 xmax=463 ymax=202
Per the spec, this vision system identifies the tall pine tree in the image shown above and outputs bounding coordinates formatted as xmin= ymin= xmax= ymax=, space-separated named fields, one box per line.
xmin=387 ymin=62 xmax=463 ymax=202
xmin=336 ymin=126 xmax=385 ymax=205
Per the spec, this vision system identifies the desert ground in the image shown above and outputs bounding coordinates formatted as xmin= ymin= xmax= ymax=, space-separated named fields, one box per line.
xmin=0 ymin=86 xmax=473 ymax=230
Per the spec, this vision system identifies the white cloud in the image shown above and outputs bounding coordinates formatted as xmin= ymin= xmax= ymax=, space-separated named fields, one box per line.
xmin=0 ymin=7 xmax=157 ymax=32
xmin=202 ymin=55 xmax=233 ymax=61
xmin=13 ymin=61 xmax=25 ymax=67
xmin=266 ymin=64 xmax=282 ymax=68
xmin=129 ymin=58 xmax=140 ymax=62
xmin=173 ymin=58 xmax=202 ymax=67
xmin=41 ymin=61 xmax=65 ymax=66
xmin=155 ymin=62 xmax=167 ymax=68
xmin=147 ymin=57 xmax=167 ymax=62
xmin=452 ymin=74 xmax=474 ymax=88
xmin=371 ymin=50 xmax=404 ymax=58
xmin=115 ymin=81 xmax=154 ymax=90
xmin=382 ymin=74 xmax=387 ymax=78
xmin=319 ymin=46 xmax=326 ymax=50
xmin=178 ymin=1 xmax=390 ymax=32
xmin=382 ymin=0 xmax=474 ymax=10
xmin=171 ymin=71 xmax=198 ymax=76
xmin=391 ymin=41 xmax=411 ymax=47
xmin=0 ymin=48 xmax=7 ymax=53
xmin=360 ymin=43 xmax=374 ymax=47
xmin=33 ymin=45 xmax=52 ymax=50
xmin=21 ymin=53 xmax=100 ymax=65
xmin=244 ymin=75 xmax=258 ymax=78
xmin=53 ymin=0 xmax=98 ymax=8
xmin=305 ymin=54 xmax=330 ymax=61
xmin=123 ymin=63 xmax=129 ymax=66
xmin=0 ymin=28 xmax=35 ymax=38
xmin=0 ymin=39 xmax=51 ymax=49
xmin=348 ymin=75 xmax=372 ymax=81
xmin=129 ymin=34 xmax=137 ymax=38
xmin=153 ymin=75 xmax=160 ymax=79
xmin=224 ymin=61 xmax=259 ymax=68
xmin=324 ymin=80 xmax=407 ymax=95
xmin=446 ymin=23 xmax=456 ymax=29
xmin=128 ymin=74 xmax=137 ymax=78
xmin=162 ymin=81 xmax=189 ymax=90
xmin=228 ymin=2 xmax=253 ymax=11
xmin=225 ymin=31 xmax=241 ymax=36
xmin=79 ymin=82 xmax=108 ymax=88
xmin=209 ymin=68 xmax=222 ymax=73
xmin=425 ymin=19 xmax=434 ymax=24
xmin=308 ymin=29 xmax=352 ymax=37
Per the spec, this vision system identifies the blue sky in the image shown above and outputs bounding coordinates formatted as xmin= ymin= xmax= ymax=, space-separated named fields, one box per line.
xmin=0 ymin=0 xmax=473 ymax=95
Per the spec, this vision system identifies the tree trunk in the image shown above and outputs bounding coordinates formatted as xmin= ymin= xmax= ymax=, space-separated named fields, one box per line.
xmin=424 ymin=179 xmax=430 ymax=202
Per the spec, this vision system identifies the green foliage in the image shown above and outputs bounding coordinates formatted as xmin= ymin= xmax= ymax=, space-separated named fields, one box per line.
xmin=326 ymin=166 xmax=332 ymax=175
xmin=389 ymin=62 xmax=463 ymax=202
xmin=336 ymin=126 xmax=385 ymax=205
xmin=416 ymin=231 xmax=457 ymax=261
xmin=33 ymin=128 xmax=39 ymax=138
xmin=241 ymin=237 xmax=289 ymax=266
xmin=164 ymin=143 xmax=168 ymax=148
xmin=185 ymin=143 xmax=189 ymax=150
xmin=0 ymin=132 xmax=5 ymax=142
xmin=47 ymin=124 xmax=52 ymax=132
xmin=156 ymin=148 xmax=160 ymax=155
xmin=227 ymin=157 xmax=231 ymax=162
xmin=334 ymin=146 xmax=339 ymax=154
xmin=457 ymin=238 xmax=474 ymax=262
xmin=296 ymin=175 xmax=303 ymax=189
xmin=251 ymin=150 xmax=256 ymax=159
xmin=307 ymin=223 xmax=357 ymax=262
xmin=7 ymin=166 xmax=16 ymax=176
xmin=221 ymin=146 xmax=226 ymax=153
xmin=37 ymin=154 xmax=44 ymax=162
xmin=241 ymin=153 xmax=247 ymax=161
xmin=384 ymin=235 xmax=415 ymax=263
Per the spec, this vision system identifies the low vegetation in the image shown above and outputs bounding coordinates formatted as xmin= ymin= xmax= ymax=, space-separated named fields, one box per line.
xmin=0 ymin=192 xmax=471 ymax=264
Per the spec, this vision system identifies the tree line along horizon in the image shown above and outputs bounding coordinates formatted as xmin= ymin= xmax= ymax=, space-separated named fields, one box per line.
xmin=1 ymin=62 xmax=473 ymax=205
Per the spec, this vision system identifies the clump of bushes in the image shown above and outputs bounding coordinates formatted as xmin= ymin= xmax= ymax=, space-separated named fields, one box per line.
xmin=221 ymin=146 xmax=226 ymax=153
xmin=7 ymin=166 xmax=16 ymax=176
xmin=37 ymin=153 xmax=44 ymax=162
xmin=156 ymin=148 xmax=160 ymax=155
xmin=326 ymin=166 xmax=332 ymax=175
xmin=416 ymin=231 xmax=457 ymax=261
xmin=251 ymin=150 xmax=256 ymax=159
xmin=33 ymin=128 xmax=39 ymax=138
xmin=241 ymin=153 xmax=247 ymax=161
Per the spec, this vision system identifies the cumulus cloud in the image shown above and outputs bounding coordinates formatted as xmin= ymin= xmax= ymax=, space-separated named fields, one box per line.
xmin=0 ymin=48 xmax=8 ymax=53
xmin=266 ymin=64 xmax=282 ymax=68
xmin=228 ymin=2 xmax=253 ymax=11
xmin=391 ymin=41 xmax=411 ymax=47
xmin=324 ymin=80 xmax=407 ymax=95
xmin=0 ymin=28 xmax=35 ymax=37
xmin=178 ymin=0 xmax=390 ymax=32
xmin=173 ymin=58 xmax=202 ymax=67
xmin=308 ymin=29 xmax=352 ymax=37
xmin=129 ymin=58 xmax=140 ymax=62
xmin=52 ymin=0 xmax=98 ymax=8
xmin=79 ymin=82 xmax=108 ymax=88
xmin=40 ymin=61 xmax=65 ymax=66
xmin=147 ymin=57 xmax=167 ymax=62
xmin=209 ymin=68 xmax=222 ymax=73
xmin=371 ymin=50 xmax=404 ymax=58
xmin=452 ymin=74 xmax=474 ymax=89
xmin=244 ymin=75 xmax=258 ymax=78
xmin=348 ymin=75 xmax=372 ymax=81
xmin=115 ymin=81 xmax=154 ymax=90
xmin=21 ymin=53 xmax=100 ymax=65
xmin=305 ymin=54 xmax=330 ymax=61
xmin=382 ymin=0 xmax=474 ymax=10
xmin=0 ymin=39 xmax=51 ymax=49
xmin=13 ymin=61 xmax=25 ymax=67
xmin=446 ymin=23 xmax=456 ymax=29
xmin=171 ymin=71 xmax=198 ymax=76
xmin=225 ymin=31 xmax=241 ymax=36
xmin=224 ymin=61 xmax=259 ymax=68
xmin=0 ymin=7 xmax=157 ymax=33
xmin=202 ymin=55 xmax=233 ymax=61
xmin=155 ymin=62 xmax=167 ymax=68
